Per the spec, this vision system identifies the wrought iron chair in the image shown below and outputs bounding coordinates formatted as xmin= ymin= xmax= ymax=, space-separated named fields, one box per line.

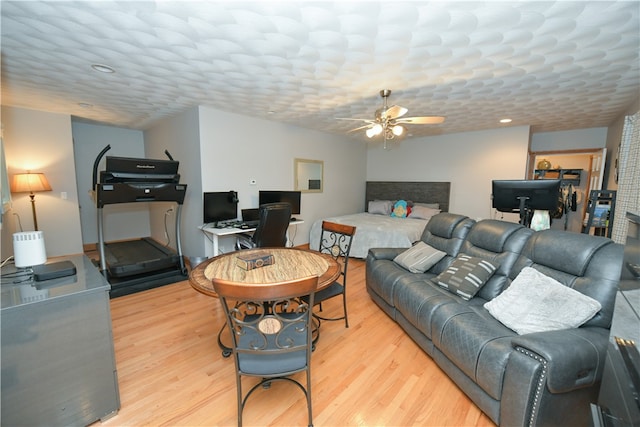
xmin=236 ymin=202 xmax=292 ymax=249
xmin=211 ymin=275 xmax=319 ymax=427
xmin=312 ymin=221 xmax=356 ymax=327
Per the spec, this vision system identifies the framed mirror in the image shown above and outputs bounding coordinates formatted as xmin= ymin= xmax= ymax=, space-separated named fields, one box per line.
xmin=294 ymin=158 xmax=323 ymax=193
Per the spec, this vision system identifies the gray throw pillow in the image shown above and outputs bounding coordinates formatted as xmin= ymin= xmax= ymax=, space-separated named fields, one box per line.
xmin=368 ymin=200 xmax=393 ymax=215
xmin=393 ymin=241 xmax=446 ymax=273
xmin=432 ymin=254 xmax=499 ymax=300
xmin=484 ymin=267 xmax=601 ymax=334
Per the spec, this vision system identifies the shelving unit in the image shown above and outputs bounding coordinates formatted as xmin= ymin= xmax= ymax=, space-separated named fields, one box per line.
xmin=534 ymin=168 xmax=582 ymax=185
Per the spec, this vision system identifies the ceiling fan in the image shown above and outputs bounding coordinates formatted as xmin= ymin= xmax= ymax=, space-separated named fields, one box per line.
xmin=339 ymin=89 xmax=445 ymax=148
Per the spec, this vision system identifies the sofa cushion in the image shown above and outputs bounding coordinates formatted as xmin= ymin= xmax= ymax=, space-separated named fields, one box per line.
xmin=484 ymin=267 xmax=601 ymax=334
xmin=432 ymin=255 xmax=499 ymax=300
xmin=394 ymin=241 xmax=446 ymax=273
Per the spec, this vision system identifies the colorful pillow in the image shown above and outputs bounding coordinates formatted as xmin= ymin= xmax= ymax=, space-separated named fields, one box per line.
xmin=393 ymin=242 xmax=446 ymax=273
xmin=432 ymin=255 xmax=499 ymax=300
xmin=391 ymin=200 xmax=410 ymax=218
xmin=484 ymin=267 xmax=601 ymax=334
xmin=368 ymin=200 xmax=393 ymax=215
xmin=408 ymin=206 xmax=441 ymax=220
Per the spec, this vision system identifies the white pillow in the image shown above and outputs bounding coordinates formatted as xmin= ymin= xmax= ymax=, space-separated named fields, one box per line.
xmin=393 ymin=241 xmax=446 ymax=273
xmin=368 ymin=200 xmax=393 ymax=215
xmin=408 ymin=206 xmax=441 ymax=219
xmin=484 ymin=267 xmax=601 ymax=335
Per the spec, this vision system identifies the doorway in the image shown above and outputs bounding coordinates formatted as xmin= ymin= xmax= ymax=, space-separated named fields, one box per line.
xmin=528 ymin=149 xmax=607 ymax=233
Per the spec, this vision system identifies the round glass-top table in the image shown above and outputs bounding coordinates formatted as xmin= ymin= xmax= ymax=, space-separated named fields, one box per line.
xmin=189 ymin=247 xmax=340 ymax=297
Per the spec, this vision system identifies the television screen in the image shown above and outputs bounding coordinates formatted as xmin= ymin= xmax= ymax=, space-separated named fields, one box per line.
xmin=259 ymin=190 xmax=301 ymax=215
xmin=203 ymin=191 xmax=238 ymax=225
xmin=492 ymin=179 xmax=561 ymax=213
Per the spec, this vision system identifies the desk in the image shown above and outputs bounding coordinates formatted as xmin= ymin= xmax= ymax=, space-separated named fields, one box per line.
xmin=1 ymin=254 xmax=120 ymax=426
xmin=200 ymin=219 xmax=304 ymax=256
xmin=190 ymin=248 xmax=339 ymax=356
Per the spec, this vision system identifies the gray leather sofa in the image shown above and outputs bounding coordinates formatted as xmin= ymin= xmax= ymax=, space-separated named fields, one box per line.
xmin=366 ymin=213 xmax=623 ymax=426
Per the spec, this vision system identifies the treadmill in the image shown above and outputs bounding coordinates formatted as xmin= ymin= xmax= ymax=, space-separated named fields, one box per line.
xmin=92 ymin=145 xmax=188 ymax=297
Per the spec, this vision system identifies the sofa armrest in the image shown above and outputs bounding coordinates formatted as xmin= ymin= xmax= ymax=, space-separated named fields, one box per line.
xmin=367 ymin=247 xmax=405 ymax=261
xmin=510 ymin=327 xmax=609 ymax=393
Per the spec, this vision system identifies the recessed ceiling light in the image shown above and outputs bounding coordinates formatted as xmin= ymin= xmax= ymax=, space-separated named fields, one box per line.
xmin=499 ymin=118 xmax=512 ymax=124
xmin=267 ymin=110 xmax=276 ymax=115
xmin=91 ymin=64 xmax=115 ymax=73
xmin=78 ymin=102 xmax=93 ymax=109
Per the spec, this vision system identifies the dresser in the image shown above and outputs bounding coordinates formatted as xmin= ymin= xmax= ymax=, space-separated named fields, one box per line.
xmin=1 ymin=254 xmax=120 ymax=426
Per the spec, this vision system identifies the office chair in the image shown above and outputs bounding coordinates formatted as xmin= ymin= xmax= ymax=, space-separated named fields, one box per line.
xmin=212 ymin=275 xmax=319 ymax=427
xmin=310 ymin=221 xmax=356 ymax=327
xmin=236 ymin=202 xmax=292 ymax=249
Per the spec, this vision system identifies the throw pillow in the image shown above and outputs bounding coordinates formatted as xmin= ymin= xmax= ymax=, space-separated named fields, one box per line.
xmin=484 ymin=267 xmax=601 ymax=335
xmin=393 ymin=242 xmax=447 ymax=273
xmin=391 ymin=200 xmax=410 ymax=218
xmin=408 ymin=206 xmax=441 ymax=220
xmin=433 ymin=255 xmax=499 ymax=300
xmin=368 ymin=200 xmax=393 ymax=215
xmin=413 ymin=202 xmax=440 ymax=209
xmin=393 ymin=241 xmax=446 ymax=273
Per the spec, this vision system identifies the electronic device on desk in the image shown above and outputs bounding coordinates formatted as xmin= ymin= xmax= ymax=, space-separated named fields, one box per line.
xmin=259 ymin=190 xmax=301 ymax=215
xmin=491 ymin=179 xmax=561 ymax=227
xmin=203 ymin=191 xmax=238 ymax=228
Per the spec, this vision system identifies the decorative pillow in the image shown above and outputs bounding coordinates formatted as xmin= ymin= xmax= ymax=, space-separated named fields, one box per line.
xmin=432 ymin=255 xmax=499 ymax=300
xmin=368 ymin=200 xmax=393 ymax=215
xmin=391 ymin=200 xmax=410 ymax=218
xmin=393 ymin=241 xmax=446 ymax=273
xmin=484 ymin=267 xmax=601 ymax=335
xmin=413 ymin=202 xmax=440 ymax=209
xmin=408 ymin=206 xmax=441 ymax=220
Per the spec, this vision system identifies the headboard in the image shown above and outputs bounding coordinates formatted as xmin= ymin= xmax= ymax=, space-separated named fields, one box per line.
xmin=365 ymin=181 xmax=451 ymax=213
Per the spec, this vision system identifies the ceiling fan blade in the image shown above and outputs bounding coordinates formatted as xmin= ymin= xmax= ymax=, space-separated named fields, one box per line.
xmin=336 ymin=117 xmax=376 ymax=123
xmin=348 ymin=124 xmax=374 ymax=133
xmin=383 ymin=105 xmax=408 ymax=119
xmin=395 ymin=116 xmax=445 ymax=125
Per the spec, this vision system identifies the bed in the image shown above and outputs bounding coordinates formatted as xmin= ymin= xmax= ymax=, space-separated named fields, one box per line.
xmin=309 ymin=181 xmax=451 ymax=258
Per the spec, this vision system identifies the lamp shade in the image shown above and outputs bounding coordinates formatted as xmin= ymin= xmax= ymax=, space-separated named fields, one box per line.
xmin=10 ymin=172 xmax=52 ymax=194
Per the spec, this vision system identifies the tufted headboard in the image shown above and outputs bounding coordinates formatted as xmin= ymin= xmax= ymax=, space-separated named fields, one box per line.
xmin=365 ymin=181 xmax=451 ymax=213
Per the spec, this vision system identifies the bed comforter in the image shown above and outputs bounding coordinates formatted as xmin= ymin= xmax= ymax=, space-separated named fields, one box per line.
xmin=308 ymin=213 xmax=429 ymax=258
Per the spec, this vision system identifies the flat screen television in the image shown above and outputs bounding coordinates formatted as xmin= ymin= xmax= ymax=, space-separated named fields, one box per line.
xmin=259 ymin=190 xmax=301 ymax=215
xmin=492 ymin=179 xmax=561 ymax=225
xmin=203 ymin=191 xmax=238 ymax=226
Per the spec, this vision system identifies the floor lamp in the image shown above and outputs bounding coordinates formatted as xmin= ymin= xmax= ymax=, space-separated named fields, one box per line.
xmin=10 ymin=171 xmax=52 ymax=231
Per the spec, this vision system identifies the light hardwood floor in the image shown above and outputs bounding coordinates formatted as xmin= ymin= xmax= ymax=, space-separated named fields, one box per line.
xmin=96 ymin=257 xmax=495 ymax=427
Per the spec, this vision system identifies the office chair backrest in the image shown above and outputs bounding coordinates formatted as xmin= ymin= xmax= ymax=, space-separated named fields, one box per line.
xmin=252 ymin=202 xmax=292 ymax=247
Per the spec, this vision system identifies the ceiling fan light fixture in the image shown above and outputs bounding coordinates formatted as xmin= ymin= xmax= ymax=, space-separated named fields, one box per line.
xmin=392 ymin=125 xmax=404 ymax=136
xmin=366 ymin=127 xmax=376 ymax=138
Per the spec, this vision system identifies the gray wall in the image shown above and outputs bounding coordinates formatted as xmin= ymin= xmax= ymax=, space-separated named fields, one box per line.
xmin=1 ymin=106 xmax=83 ymax=257
xmin=72 ymin=122 xmax=149 ymax=245
xmin=367 ymin=126 xmax=531 ymax=220
xmin=144 ymin=107 xmax=203 ymax=260
xmin=197 ymin=106 xmax=367 ymax=256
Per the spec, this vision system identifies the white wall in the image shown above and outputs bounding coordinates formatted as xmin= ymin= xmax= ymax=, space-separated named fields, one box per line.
xmin=530 ymin=127 xmax=608 ymax=151
xmin=367 ymin=126 xmax=531 ymax=220
xmin=1 ymin=106 xmax=83 ymax=257
xmin=144 ymin=107 xmax=203 ymax=260
xmin=72 ymin=122 xmax=149 ymax=245
xmin=198 ymin=106 xmax=367 ymax=255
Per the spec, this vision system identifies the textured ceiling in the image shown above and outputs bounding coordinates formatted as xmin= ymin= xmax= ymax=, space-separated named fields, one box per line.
xmin=1 ymin=1 xmax=639 ymax=140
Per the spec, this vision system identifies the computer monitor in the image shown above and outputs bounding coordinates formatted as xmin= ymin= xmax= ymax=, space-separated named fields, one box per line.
xmin=259 ymin=190 xmax=301 ymax=215
xmin=492 ymin=179 xmax=561 ymax=225
xmin=203 ymin=191 xmax=238 ymax=226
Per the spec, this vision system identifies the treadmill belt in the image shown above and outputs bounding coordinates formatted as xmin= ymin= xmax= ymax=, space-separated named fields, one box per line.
xmin=104 ymin=237 xmax=180 ymax=278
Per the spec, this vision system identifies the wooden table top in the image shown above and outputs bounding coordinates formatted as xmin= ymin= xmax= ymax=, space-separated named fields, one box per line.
xmin=189 ymin=247 xmax=340 ymax=298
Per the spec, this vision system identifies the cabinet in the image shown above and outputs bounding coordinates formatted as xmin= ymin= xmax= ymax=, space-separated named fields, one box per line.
xmin=1 ymin=254 xmax=120 ymax=426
